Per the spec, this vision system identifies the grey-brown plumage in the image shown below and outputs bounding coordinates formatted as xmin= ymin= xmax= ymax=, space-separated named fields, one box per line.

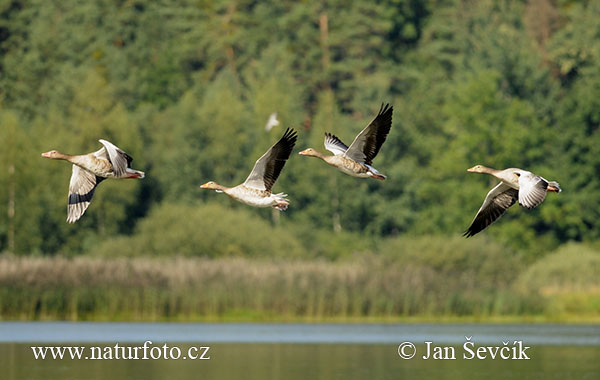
xmin=299 ymin=103 xmax=393 ymax=180
xmin=67 ymin=166 xmax=106 ymax=223
xmin=464 ymin=165 xmax=561 ymax=237
xmin=344 ymin=103 xmax=393 ymax=166
xmin=517 ymin=173 xmax=549 ymax=209
xmin=201 ymin=128 xmax=297 ymax=210
xmin=464 ymin=183 xmax=518 ymax=238
xmin=324 ymin=133 xmax=349 ymax=156
xmin=42 ymin=139 xmax=145 ymax=223
xmin=244 ymin=128 xmax=297 ymax=192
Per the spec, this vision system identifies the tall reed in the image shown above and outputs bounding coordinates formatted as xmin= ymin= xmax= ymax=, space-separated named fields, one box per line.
xmin=0 ymin=254 xmax=552 ymax=321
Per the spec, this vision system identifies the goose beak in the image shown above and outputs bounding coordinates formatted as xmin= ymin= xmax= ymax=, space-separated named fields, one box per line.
xmin=41 ymin=152 xmax=50 ymax=158
xmin=467 ymin=166 xmax=476 ymax=172
xmin=298 ymin=149 xmax=309 ymax=156
xmin=200 ymin=183 xmax=209 ymax=189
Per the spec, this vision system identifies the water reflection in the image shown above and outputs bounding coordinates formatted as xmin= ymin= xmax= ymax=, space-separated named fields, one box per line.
xmin=1 ymin=323 xmax=599 ymax=380
xmin=2 ymin=343 xmax=600 ymax=380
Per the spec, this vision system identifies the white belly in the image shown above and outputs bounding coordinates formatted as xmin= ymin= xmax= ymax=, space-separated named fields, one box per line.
xmin=340 ymin=166 xmax=371 ymax=178
xmin=226 ymin=187 xmax=275 ymax=208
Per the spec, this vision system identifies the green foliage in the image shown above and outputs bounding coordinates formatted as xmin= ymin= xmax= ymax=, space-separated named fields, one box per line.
xmin=547 ymin=2 xmax=600 ymax=76
xmin=515 ymin=243 xmax=600 ymax=315
xmin=0 ymin=251 xmax=576 ymax=321
xmin=92 ymin=202 xmax=304 ymax=258
xmin=516 ymin=243 xmax=600 ymax=294
xmin=0 ymin=0 xmax=597 ymax=262
xmin=3 ymin=243 xmax=598 ymax=321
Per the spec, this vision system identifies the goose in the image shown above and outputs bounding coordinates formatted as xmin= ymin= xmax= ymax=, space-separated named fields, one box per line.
xmin=265 ymin=112 xmax=280 ymax=131
xmin=42 ymin=139 xmax=145 ymax=223
xmin=464 ymin=165 xmax=561 ymax=237
xmin=299 ymin=103 xmax=392 ymax=180
xmin=201 ymin=128 xmax=297 ymax=210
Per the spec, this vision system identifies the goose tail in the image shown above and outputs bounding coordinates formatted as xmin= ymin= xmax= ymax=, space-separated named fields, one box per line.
xmin=366 ymin=164 xmax=386 ymax=180
xmin=126 ymin=169 xmax=145 ymax=179
xmin=547 ymin=181 xmax=561 ymax=193
xmin=272 ymin=193 xmax=289 ymax=211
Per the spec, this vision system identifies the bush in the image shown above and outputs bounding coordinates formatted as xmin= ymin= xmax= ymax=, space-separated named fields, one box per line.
xmin=92 ymin=202 xmax=304 ymax=258
xmin=372 ymin=235 xmax=526 ymax=315
xmin=515 ymin=243 xmax=600 ymax=315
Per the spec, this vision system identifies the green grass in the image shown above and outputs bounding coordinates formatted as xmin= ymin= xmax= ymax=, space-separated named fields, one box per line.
xmin=0 ymin=249 xmax=598 ymax=323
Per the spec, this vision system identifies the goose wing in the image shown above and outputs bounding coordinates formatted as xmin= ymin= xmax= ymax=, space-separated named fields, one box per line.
xmin=99 ymin=139 xmax=133 ymax=178
xmin=324 ymin=133 xmax=348 ymax=156
xmin=67 ymin=165 xmax=105 ymax=223
xmin=93 ymin=146 xmax=109 ymax=160
xmin=464 ymin=182 xmax=518 ymax=237
xmin=243 ymin=128 xmax=297 ymax=192
xmin=518 ymin=171 xmax=548 ymax=209
xmin=343 ymin=103 xmax=393 ymax=165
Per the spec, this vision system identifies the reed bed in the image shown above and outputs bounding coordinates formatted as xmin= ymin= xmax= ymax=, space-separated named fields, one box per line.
xmin=0 ymin=254 xmax=560 ymax=321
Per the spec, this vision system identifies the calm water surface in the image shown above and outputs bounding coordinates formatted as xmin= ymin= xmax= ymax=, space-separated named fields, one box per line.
xmin=1 ymin=322 xmax=599 ymax=380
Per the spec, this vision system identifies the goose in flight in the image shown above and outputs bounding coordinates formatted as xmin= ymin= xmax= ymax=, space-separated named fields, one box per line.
xmin=264 ymin=112 xmax=280 ymax=131
xmin=42 ymin=139 xmax=145 ymax=223
xmin=201 ymin=128 xmax=297 ymax=210
xmin=464 ymin=165 xmax=561 ymax=237
xmin=299 ymin=103 xmax=392 ymax=180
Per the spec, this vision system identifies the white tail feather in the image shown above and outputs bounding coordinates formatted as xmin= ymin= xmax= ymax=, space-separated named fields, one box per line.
xmin=126 ymin=168 xmax=145 ymax=179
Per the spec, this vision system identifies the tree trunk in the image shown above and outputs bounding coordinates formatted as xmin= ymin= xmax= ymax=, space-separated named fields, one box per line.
xmin=332 ymin=175 xmax=342 ymax=233
xmin=7 ymin=163 xmax=15 ymax=253
xmin=319 ymin=12 xmax=330 ymax=71
xmin=271 ymin=207 xmax=280 ymax=225
xmin=319 ymin=12 xmax=341 ymax=233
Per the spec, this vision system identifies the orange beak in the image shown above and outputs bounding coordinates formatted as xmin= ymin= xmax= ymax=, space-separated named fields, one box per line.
xmin=41 ymin=152 xmax=51 ymax=158
xmin=298 ymin=149 xmax=309 ymax=156
xmin=200 ymin=183 xmax=210 ymax=189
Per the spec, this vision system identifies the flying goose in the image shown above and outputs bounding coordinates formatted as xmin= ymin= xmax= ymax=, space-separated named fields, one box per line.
xmin=42 ymin=139 xmax=145 ymax=223
xmin=299 ymin=103 xmax=392 ymax=180
xmin=201 ymin=128 xmax=297 ymax=210
xmin=464 ymin=165 xmax=561 ymax=237
xmin=265 ymin=112 xmax=280 ymax=131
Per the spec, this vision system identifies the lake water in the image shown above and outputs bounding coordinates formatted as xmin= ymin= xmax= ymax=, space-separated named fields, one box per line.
xmin=1 ymin=322 xmax=599 ymax=379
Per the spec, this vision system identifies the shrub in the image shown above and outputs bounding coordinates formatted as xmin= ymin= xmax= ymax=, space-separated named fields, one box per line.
xmin=515 ymin=243 xmax=600 ymax=315
xmin=92 ymin=202 xmax=304 ymax=258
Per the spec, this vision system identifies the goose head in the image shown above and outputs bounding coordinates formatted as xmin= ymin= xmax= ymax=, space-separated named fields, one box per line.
xmin=200 ymin=181 xmax=225 ymax=193
xmin=41 ymin=150 xmax=63 ymax=159
xmin=299 ymin=148 xmax=320 ymax=157
xmin=467 ymin=165 xmax=487 ymax=173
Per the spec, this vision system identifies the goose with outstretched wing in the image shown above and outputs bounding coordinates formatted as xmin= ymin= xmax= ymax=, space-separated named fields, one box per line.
xmin=464 ymin=165 xmax=561 ymax=237
xmin=42 ymin=139 xmax=145 ymax=223
xmin=201 ymin=128 xmax=297 ymax=210
xmin=299 ymin=103 xmax=393 ymax=180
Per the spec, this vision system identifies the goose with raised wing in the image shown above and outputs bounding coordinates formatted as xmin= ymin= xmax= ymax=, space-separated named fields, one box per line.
xmin=201 ymin=128 xmax=297 ymax=210
xmin=299 ymin=103 xmax=393 ymax=180
xmin=42 ymin=139 xmax=145 ymax=223
xmin=464 ymin=165 xmax=561 ymax=237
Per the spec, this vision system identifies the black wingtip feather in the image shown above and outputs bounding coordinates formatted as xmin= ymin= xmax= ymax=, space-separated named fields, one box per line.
xmin=463 ymin=226 xmax=479 ymax=238
xmin=279 ymin=128 xmax=298 ymax=156
xmin=378 ymin=103 xmax=393 ymax=117
xmin=260 ymin=128 xmax=298 ymax=192
xmin=361 ymin=102 xmax=393 ymax=165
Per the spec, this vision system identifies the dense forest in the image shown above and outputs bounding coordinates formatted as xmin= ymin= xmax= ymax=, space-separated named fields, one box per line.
xmin=1 ymin=0 xmax=599 ymax=321
xmin=1 ymin=0 xmax=599 ymax=256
